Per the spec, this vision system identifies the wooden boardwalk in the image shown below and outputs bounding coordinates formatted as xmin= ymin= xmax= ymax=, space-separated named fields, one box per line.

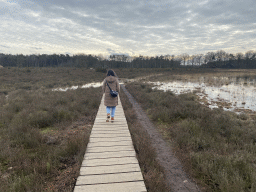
xmin=74 ymin=95 xmax=147 ymax=192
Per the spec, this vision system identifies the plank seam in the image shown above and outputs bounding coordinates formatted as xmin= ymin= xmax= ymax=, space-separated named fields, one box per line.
xmin=79 ymin=171 xmax=141 ymax=176
xmin=90 ymin=136 xmax=131 ymax=138
xmin=87 ymin=145 xmax=132 ymax=148
xmin=89 ymin=140 xmax=132 ymax=143
xmin=91 ymin=133 xmax=130 ymax=135
xmin=84 ymin=155 xmax=136 ymax=160
xmin=81 ymin=163 xmax=139 ymax=167
xmin=91 ymin=130 xmax=129 ymax=132
xmin=76 ymin=180 xmax=145 ymax=186
xmin=86 ymin=150 xmax=134 ymax=153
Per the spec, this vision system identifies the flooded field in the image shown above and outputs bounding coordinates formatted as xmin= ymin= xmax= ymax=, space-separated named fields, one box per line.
xmin=50 ymin=70 xmax=256 ymax=114
xmin=150 ymin=74 xmax=256 ymax=113
xmin=52 ymin=80 xmax=126 ymax=92
xmin=52 ymin=82 xmax=102 ymax=91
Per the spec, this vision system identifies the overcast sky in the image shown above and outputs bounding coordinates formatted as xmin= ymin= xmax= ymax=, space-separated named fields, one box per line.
xmin=0 ymin=0 xmax=255 ymax=56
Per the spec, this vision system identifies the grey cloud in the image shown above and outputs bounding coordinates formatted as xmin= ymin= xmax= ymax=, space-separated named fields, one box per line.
xmin=192 ymin=0 xmax=256 ymax=25
xmin=1 ymin=0 xmax=255 ymax=56
xmin=107 ymin=48 xmax=120 ymax=55
xmin=0 ymin=45 xmax=10 ymax=48
xmin=30 ymin=47 xmax=42 ymax=50
xmin=106 ymin=48 xmax=130 ymax=56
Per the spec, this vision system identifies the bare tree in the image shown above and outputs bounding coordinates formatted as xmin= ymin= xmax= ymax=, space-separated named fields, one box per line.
xmin=236 ymin=52 xmax=244 ymax=60
xmin=196 ymin=54 xmax=204 ymax=65
xmin=245 ymin=50 xmax=256 ymax=60
xmin=97 ymin=54 xmax=105 ymax=61
xmin=215 ymin=50 xmax=226 ymax=62
xmin=205 ymin=52 xmax=216 ymax=63
xmin=228 ymin=53 xmax=235 ymax=60
xmin=190 ymin=55 xmax=196 ymax=66
xmin=180 ymin=53 xmax=189 ymax=65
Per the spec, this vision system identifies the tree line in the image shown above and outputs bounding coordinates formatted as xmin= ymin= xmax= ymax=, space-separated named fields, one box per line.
xmin=0 ymin=50 xmax=255 ymax=69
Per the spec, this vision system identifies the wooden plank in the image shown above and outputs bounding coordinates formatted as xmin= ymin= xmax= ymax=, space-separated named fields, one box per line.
xmin=89 ymin=137 xmax=132 ymax=143
xmin=86 ymin=145 xmax=135 ymax=153
xmin=74 ymin=181 xmax=147 ymax=192
xmin=79 ymin=163 xmax=142 ymax=175
xmin=84 ymin=150 xmax=136 ymax=160
xmin=81 ymin=155 xmax=139 ymax=168
xmin=87 ymin=141 xmax=133 ymax=148
xmin=75 ymin=172 xmax=144 ymax=185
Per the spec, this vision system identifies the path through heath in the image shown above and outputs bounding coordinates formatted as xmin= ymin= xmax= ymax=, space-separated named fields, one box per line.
xmin=121 ymin=84 xmax=200 ymax=192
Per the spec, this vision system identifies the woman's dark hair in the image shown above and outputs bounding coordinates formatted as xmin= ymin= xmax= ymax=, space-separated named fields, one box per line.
xmin=107 ymin=70 xmax=115 ymax=76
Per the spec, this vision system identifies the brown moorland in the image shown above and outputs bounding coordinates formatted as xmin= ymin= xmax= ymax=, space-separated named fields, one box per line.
xmin=0 ymin=67 xmax=166 ymax=191
xmin=2 ymin=67 xmax=256 ymax=191
xmin=0 ymin=67 xmax=106 ymax=191
xmin=124 ymin=72 xmax=256 ymax=192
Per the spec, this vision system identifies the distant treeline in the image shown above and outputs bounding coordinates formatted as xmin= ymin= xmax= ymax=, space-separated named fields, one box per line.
xmin=0 ymin=53 xmax=180 ymax=68
xmin=201 ymin=50 xmax=256 ymax=69
xmin=0 ymin=50 xmax=255 ymax=69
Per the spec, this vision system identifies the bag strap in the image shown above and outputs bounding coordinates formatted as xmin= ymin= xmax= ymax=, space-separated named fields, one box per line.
xmin=106 ymin=81 xmax=112 ymax=91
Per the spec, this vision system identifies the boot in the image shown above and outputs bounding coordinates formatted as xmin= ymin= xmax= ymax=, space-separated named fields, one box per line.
xmin=106 ymin=113 xmax=110 ymax=122
xmin=111 ymin=117 xmax=114 ymax=123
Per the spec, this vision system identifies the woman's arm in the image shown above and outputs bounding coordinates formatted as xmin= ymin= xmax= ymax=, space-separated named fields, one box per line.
xmin=102 ymin=79 xmax=106 ymax=93
xmin=116 ymin=79 xmax=120 ymax=93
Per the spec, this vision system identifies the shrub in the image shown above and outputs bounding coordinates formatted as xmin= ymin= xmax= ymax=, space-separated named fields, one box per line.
xmin=63 ymin=134 xmax=85 ymax=157
xmin=20 ymin=129 xmax=43 ymax=149
xmin=53 ymin=108 xmax=74 ymax=123
xmin=8 ymin=111 xmax=43 ymax=148
xmin=191 ymin=152 xmax=256 ymax=191
xmin=10 ymin=173 xmax=35 ymax=192
xmin=28 ymin=110 xmax=53 ymax=128
xmin=95 ymin=67 xmax=107 ymax=73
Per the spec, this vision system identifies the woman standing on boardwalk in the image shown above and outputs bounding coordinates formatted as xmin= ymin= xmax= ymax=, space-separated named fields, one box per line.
xmin=102 ymin=69 xmax=120 ymax=123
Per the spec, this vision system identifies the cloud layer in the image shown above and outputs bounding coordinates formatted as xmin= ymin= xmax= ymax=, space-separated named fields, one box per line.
xmin=1 ymin=0 xmax=255 ymax=56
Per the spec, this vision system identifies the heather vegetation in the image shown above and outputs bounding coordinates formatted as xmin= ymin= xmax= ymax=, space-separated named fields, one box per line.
xmin=0 ymin=67 xmax=166 ymax=191
xmin=0 ymin=68 xmax=105 ymax=191
xmin=125 ymin=80 xmax=256 ymax=191
xmin=0 ymin=67 xmax=106 ymax=93
xmin=2 ymin=67 xmax=256 ymax=191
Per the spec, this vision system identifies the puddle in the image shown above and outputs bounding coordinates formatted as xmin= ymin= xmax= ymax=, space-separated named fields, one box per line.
xmin=150 ymin=78 xmax=256 ymax=113
xmin=120 ymin=74 xmax=164 ymax=84
xmin=52 ymin=82 xmax=102 ymax=92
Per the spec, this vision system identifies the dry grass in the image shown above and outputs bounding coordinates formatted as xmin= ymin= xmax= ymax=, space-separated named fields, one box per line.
xmin=0 ymin=67 xmax=106 ymax=93
xmin=125 ymin=82 xmax=256 ymax=192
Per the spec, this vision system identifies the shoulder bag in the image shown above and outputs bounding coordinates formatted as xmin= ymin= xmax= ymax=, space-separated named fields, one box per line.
xmin=106 ymin=81 xmax=118 ymax=97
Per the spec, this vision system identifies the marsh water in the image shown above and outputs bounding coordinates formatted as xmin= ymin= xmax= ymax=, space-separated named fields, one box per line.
xmin=150 ymin=75 xmax=256 ymax=113
xmin=51 ymin=73 xmax=256 ymax=113
xmin=52 ymin=82 xmax=102 ymax=92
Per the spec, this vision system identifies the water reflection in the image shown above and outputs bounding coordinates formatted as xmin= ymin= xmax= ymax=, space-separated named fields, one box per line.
xmin=151 ymin=77 xmax=256 ymax=113
xmin=52 ymin=82 xmax=102 ymax=92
